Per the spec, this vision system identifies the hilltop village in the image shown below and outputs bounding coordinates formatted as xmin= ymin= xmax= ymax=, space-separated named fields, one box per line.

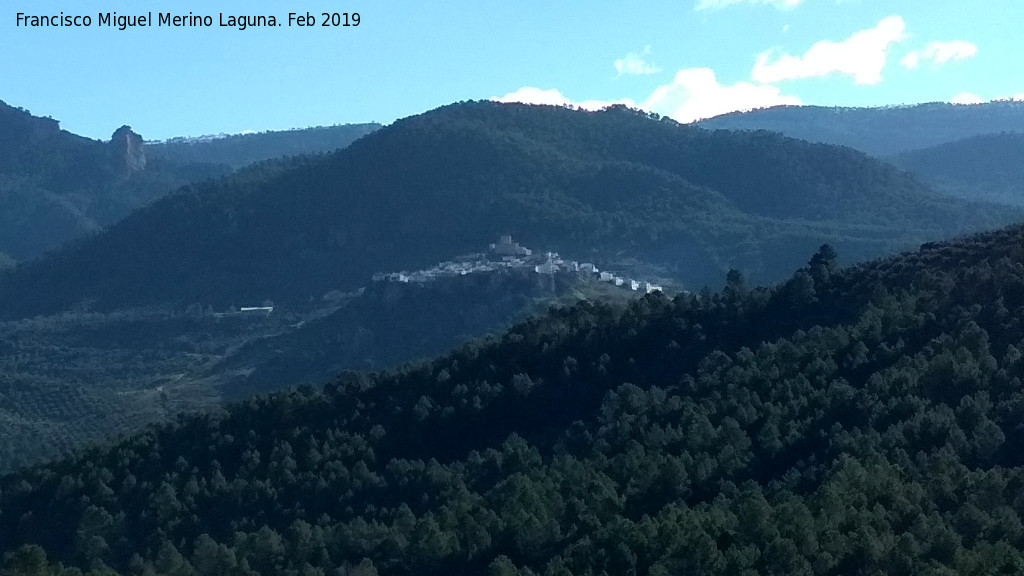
xmin=213 ymin=236 xmax=667 ymax=316
xmin=372 ymin=235 xmax=664 ymax=294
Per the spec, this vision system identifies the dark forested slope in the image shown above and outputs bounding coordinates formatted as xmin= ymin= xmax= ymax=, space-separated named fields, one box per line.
xmin=0 ymin=101 xmax=118 ymax=259
xmin=0 ymin=246 xmax=637 ymax=475
xmin=891 ymin=132 xmax=1024 ymax=205
xmin=0 ymin=99 xmax=375 ymax=262
xmin=0 ymin=101 xmax=1012 ymax=318
xmin=0 ymin=100 xmax=224 ymax=260
xmin=145 ymin=123 xmax=380 ymax=169
xmin=219 ymin=266 xmax=631 ymax=399
xmin=7 ymin=222 xmax=1024 ymax=574
xmin=699 ymin=101 xmax=1024 ymax=156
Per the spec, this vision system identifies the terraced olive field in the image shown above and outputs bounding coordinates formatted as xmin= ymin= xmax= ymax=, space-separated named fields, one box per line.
xmin=0 ymin=309 xmax=297 ymax=472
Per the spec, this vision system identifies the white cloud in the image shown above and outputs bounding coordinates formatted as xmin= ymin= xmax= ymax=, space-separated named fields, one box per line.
xmin=494 ymin=68 xmax=799 ymax=124
xmin=901 ymin=40 xmax=977 ymax=69
xmin=494 ymin=87 xmax=572 ymax=107
xmin=615 ymin=46 xmax=662 ymax=76
xmin=752 ymin=15 xmax=907 ymax=85
xmin=643 ymin=68 xmax=801 ymax=122
xmin=697 ymin=0 xmax=803 ymax=10
xmin=493 ymin=87 xmax=636 ymax=111
xmin=950 ymin=92 xmax=984 ymax=105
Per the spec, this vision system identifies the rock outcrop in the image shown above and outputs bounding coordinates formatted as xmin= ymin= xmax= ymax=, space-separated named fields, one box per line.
xmin=110 ymin=125 xmax=146 ymax=174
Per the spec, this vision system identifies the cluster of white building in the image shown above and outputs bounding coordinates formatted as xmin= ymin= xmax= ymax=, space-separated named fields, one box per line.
xmin=532 ymin=252 xmax=662 ymax=294
xmin=371 ymin=236 xmax=663 ymax=294
xmin=371 ymin=254 xmax=527 ymax=283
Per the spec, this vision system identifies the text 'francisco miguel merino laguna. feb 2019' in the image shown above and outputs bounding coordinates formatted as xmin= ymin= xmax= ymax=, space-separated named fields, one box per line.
xmin=15 ymin=11 xmax=360 ymax=31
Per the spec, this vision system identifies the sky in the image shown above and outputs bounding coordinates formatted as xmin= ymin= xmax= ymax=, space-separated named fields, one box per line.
xmin=3 ymin=0 xmax=1022 ymax=141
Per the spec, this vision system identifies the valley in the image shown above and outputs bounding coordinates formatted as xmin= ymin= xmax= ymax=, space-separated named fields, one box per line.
xmin=7 ymin=218 xmax=1024 ymax=574
xmin=2 ymin=95 xmax=1024 ymax=575
xmin=0 ymin=234 xmax=648 ymax=472
xmin=3 ymin=99 xmax=1024 ymax=476
xmin=9 ymin=3 xmax=1024 ymax=573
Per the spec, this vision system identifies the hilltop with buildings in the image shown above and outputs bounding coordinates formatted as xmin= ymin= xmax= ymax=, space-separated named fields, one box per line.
xmin=220 ymin=235 xmax=664 ymax=396
xmin=372 ymin=235 xmax=664 ymax=295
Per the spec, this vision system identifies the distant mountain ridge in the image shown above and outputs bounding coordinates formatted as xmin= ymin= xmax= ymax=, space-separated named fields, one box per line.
xmin=889 ymin=132 xmax=1024 ymax=205
xmin=0 ymin=100 xmax=147 ymax=259
xmin=0 ymin=98 xmax=377 ymax=261
xmin=699 ymin=101 xmax=1024 ymax=156
xmin=146 ymin=123 xmax=380 ymax=169
xmin=1 ymin=100 xmax=1015 ymax=319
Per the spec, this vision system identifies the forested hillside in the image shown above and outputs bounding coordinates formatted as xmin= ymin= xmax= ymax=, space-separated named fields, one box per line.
xmin=0 ymin=101 xmax=1013 ymax=318
xmin=220 ymin=267 xmax=630 ymax=398
xmin=0 ymin=100 xmax=226 ymax=260
xmin=0 ymin=307 xmax=299 ymax=474
xmin=0 ymin=99 xmax=375 ymax=261
xmin=7 ymin=223 xmax=1024 ymax=574
xmin=0 ymin=254 xmax=628 ymax=473
xmin=699 ymin=101 xmax=1024 ymax=156
xmin=146 ymin=124 xmax=380 ymax=169
xmin=699 ymin=103 xmax=1024 ymax=208
xmin=891 ymin=132 xmax=1024 ymax=205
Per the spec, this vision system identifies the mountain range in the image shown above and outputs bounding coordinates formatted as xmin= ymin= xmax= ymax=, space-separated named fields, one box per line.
xmin=700 ymin=101 xmax=1024 ymax=207
xmin=698 ymin=100 xmax=1024 ymax=156
xmin=0 ymin=99 xmax=378 ymax=262
xmin=889 ymin=132 xmax=1024 ymax=206
xmin=1 ymin=96 xmax=1024 ymax=519
xmin=0 ymin=101 xmax=1015 ymax=320
xmin=2 ymin=99 xmax=1023 ymax=475
xmin=145 ymin=123 xmax=380 ymax=169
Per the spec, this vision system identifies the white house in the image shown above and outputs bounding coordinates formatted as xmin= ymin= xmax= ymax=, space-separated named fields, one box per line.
xmin=535 ymin=261 xmax=559 ymax=274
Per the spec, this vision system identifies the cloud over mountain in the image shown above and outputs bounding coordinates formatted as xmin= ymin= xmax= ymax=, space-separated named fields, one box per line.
xmin=614 ymin=46 xmax=662 ymax=76
xmin=643 ymin=68 xmax=800 ymax=122
xmin=901 ymin=40 xmax=978 ymax=69
xmin=752 ymin=16 xmax=907 ymax=85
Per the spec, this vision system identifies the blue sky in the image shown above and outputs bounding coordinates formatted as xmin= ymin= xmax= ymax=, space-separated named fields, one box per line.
xmin=3 ymin=0 xmax=1021 ymax=141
